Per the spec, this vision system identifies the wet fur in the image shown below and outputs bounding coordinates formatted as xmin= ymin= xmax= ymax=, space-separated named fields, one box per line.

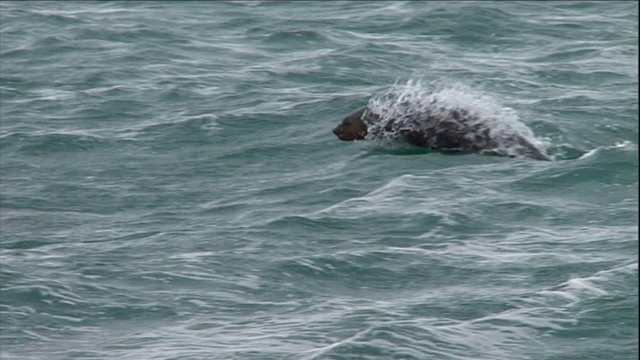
xmin=333 ymin=106 xmax=551 ymax=161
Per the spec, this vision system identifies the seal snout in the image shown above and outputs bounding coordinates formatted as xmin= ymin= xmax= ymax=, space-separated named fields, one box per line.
xmin=333 ymin=107 xmax=369 ymax=141
xmin=333 ymin=125 xmax=359 ymax=141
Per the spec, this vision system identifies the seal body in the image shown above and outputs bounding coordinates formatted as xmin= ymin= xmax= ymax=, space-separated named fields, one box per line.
xmin=333 ymin=106 xmax=551 ymax=161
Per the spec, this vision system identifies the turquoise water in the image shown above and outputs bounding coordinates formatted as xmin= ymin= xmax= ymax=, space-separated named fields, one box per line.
xmin=0 ymin=1 xmax=638 ymax=359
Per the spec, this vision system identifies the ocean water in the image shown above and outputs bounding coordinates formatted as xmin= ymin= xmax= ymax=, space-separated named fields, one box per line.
xmin=0 ymin=1 xmax=638 ymax=359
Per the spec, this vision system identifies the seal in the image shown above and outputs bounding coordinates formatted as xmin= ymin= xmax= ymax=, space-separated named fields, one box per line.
xmin=333 ymin=105 xmax=551 ymax=160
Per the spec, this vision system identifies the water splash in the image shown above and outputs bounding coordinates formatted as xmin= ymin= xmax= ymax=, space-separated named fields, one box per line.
xmin=364 ymin=80 xmax=549 ymax=159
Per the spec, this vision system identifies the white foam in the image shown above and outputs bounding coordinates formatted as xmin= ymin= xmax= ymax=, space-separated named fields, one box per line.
xmin=610 ymin=140 xmax=634 ymax=150
xmin=578 ymin=148 xmax=599 ymax=159
xmin=578 ymin=140 xmax=635 ymax=160
xmin=564 ymin=278 xmax=608 ymax=296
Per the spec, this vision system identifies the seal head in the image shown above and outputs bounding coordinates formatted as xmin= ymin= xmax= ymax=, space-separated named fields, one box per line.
xmin=332 ymin=107 xmax=369 ymax=141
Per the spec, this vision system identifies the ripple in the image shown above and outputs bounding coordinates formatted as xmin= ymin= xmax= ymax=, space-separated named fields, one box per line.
xmin=0 ymin=1 xmax=637 ymax=359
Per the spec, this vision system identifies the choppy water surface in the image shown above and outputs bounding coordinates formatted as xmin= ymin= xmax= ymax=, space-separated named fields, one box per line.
xmin=1 ymin=1 xmax=638 ymax=359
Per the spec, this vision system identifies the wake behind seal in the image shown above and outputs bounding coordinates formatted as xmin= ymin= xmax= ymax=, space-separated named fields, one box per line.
xmin=333 ymin=104 xmax=551 ymax=161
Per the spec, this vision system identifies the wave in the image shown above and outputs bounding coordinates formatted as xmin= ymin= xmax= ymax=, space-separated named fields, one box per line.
xmin=0 ymin=131 xmax=117 ymax=155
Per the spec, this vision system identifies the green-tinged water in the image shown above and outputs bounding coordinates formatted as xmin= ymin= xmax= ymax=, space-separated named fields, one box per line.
xmin=0 ymin=1 xmax=638 ymax=359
